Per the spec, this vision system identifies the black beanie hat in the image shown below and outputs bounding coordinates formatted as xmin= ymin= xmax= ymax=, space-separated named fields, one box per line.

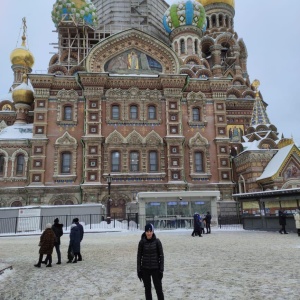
xmin=145 ymin=223 xmax=154 ymax=232
xmin=54 ymin=218 xmax=59 ymax=223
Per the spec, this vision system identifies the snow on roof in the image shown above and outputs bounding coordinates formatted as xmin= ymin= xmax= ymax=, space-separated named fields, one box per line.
xmin=257 ymin=144 xmax=294 ymax=181
xmin=0 ymin=123 xmax=33 ymax=140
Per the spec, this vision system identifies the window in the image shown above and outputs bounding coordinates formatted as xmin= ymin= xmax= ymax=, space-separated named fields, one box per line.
xmin=61 ymin=152 xmax=71 ymax=174
xmin=130 ymin=105 xmax=138 ymax=120
xmin=180 ymin=39 xmax=185 ymax=54
xmin=148 ymin=106 xmax=156 ymax=120
xmin=112 ymin=105 xmax=120 ymax=120
xmin=149 ymin=151 xmax=158 ymax=172
xmin=195 ymin=152 xmax=203 ymax=172
xmin=192 ymin=108 xmax=200 ymax=121
xmin=0 ymin=155 xmax=4 ymax=176
xmin=64 ymin=106 xmax=72 ymax=121
xmin=111 ymin=151 xmax=120 ymax=172
xmin=130 ymin=151 xmax=139 ymax=172
xmin=16 ymin=155 xmax=25 ymax=176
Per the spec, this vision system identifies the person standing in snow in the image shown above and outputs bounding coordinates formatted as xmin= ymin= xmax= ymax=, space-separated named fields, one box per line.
xmin=279 ymin=210 xmax=288 ymax=234
xmin=68 ymin=224 xmax=81 ymax=263
xmin=293 ymin=209 xmax=300 ymax=236
xmin=191 ymin=213 xmax=202 ymax=237
xmin=73 ymin=217 xmax=84 ymax=261
xmin=34 ymin=223 xmax=56 ymax=268
xmin=137 ymin=223 xmax=164 ymax=300
xmin=204 ymin=211 xmax=212 ymax=234
xmin=42 ymin=217 xmax=63 ymax=265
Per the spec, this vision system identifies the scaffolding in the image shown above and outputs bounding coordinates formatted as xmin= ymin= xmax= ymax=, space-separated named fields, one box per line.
xmin=50 ymin=0 xmax=170 ymax=72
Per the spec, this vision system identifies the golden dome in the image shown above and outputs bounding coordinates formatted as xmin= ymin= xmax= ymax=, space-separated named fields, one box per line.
xmin=10 ymin=36 xmax=34 ymax=68
xmin=12 ymin=75 xmax=34 ymax=105
xmin=197 ymin=0 xmax=235 ymax=8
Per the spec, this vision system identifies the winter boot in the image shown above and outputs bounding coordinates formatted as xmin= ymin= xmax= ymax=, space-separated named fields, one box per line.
xmin=46 ymin=263 xmax=52 ymax=267
xmin=34 ymin=263 xmax=41 ymax=268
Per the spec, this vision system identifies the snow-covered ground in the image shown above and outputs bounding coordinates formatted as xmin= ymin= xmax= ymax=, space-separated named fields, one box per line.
xmin=0 ymin=227 xmax=299 ymax=300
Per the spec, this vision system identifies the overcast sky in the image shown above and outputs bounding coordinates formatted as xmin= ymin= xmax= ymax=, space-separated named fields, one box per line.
xmin=0 ymin=0 xmax=299 ymax=144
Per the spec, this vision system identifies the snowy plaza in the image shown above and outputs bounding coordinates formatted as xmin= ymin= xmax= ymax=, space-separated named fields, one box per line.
xmin=1 ymin=227 xmax=300 ymax=300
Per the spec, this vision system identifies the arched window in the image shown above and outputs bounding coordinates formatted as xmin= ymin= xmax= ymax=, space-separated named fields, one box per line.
xmin=195 ymin=152 xmax=203 ymax=172
xmin=180 ymin=39 xmax=185 ymax=54
xmin=148 ymin=105 xmax=156 ymax=120
xmin=111 ymin=151 xmax=120 ymax=172
xmin=61 ymin=152 xmax=71 ymax=174
xmin=192 ymin=108 xmax=200 ymax=121
xmin=149 ymin=151 xmax=158 ymax=172
xmin=64 ymin=106 xmax=72 ymax=121
xmin=16 ymin=155 xmax=25 ymax=176
xmin=11 ymin=201 xmax=23 ymax=207
xmin=0 ymin=155 xmax=4 ymax=176
xmin=130 ymin=151 xmax=139 ymax=172
xmin=130 ymin=105 xmax=138 ymax=120
xmin=194 ymin=40 xmax=198 ymax=54
xmin=112 ymin=105 xmax=120 ymax=120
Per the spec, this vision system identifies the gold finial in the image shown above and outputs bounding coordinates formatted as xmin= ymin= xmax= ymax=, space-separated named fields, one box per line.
xmin=252 ymin=79 xmax=260 ymax=97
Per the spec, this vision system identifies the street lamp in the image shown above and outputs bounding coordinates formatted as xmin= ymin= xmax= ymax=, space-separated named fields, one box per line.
xmin=106 ymin=173 xmax=112 ymax=224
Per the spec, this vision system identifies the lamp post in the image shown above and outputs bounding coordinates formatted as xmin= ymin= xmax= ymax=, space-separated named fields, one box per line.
xmin=106 ymin=173 xmax=112 ymax=224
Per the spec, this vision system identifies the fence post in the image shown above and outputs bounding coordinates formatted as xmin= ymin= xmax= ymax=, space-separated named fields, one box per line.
xmin=218 ymin=215 xmax=221 ymax=229
xmin=113 ymin=213 xmax=115 ymax=228
xmin=15 ymin=217 xmax=18 ymax=234
xmin=90 ymin=214 xmax=92 ymax=230
xmin=127 ymin=214 xmax=130 ymax=230
xmin=40 ymin=216 xmax=44 ymax=232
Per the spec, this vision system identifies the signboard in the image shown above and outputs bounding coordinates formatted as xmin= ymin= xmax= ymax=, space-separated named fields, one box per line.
xmin=17 ymin=209 xmax=41 ymax=232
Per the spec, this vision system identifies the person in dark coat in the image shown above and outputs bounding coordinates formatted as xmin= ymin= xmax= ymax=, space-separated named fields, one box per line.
xmin=279 ymin=210 xmax=288 ymax=234
xmin=137 ymin=223 xmax=164 ymax=300
xmin=34 ymin=223 xmax=56 ymax=268
xmin=204 ymin=211 xmax=212 ymax=234
xmin=191 ymin=213 xmax=202 ymax=237
xmin=68 ymin=224 xmax=81 ymax=263
xmin=73 ymin=218 xmax=84 ymax=261
xmin=43 ymin=218 xmax=63 ymax=265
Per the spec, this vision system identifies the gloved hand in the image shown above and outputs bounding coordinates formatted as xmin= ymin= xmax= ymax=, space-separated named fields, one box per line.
xmin=138 ymin=271 xmax=142 ymax=282
xmin=159 ymin=272 xmax=163 ymax=280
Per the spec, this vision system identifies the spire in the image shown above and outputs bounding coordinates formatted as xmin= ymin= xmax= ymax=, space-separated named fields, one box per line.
xmin=250 ymin=79 xmax=271 ymax=126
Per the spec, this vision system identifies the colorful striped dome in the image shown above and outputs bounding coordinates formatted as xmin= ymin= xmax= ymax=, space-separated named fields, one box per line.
xmin=163 ymin=0 xmax=206 ymax=34
xmin=52 ymin=0 xmax=97 ymax=27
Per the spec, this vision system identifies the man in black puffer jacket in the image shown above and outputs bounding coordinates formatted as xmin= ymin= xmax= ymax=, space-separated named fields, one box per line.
xmin=137 ymin=223 xmax=164 ymax=300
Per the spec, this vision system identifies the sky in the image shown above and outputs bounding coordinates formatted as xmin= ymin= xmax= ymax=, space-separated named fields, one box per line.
xmin=0 ymin=0 xmax=299 ymax=144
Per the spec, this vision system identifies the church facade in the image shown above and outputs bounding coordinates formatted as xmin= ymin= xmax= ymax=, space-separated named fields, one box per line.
xmin=0 ymin=0 xmax=299 ymax=222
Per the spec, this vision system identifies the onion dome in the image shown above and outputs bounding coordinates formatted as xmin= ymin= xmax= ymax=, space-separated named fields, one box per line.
xmin=163 ymin=0 xmax=206 ymax=34
xmin=10 ymin=35 xmax=34 ymax=68
xmin=12 ymin=75 xmax=34 ymax=105
xmin=197 ymin=0 xmax=235 ymax=8
xmin=52 ymin=0 xmax=97 ymax=27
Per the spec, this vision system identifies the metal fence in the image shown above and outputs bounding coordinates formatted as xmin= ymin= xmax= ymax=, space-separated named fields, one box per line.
xmin=0 ymin=213 xmax=139 ymax=235
xmin=0 ymin=213 xmax=242 ymax=235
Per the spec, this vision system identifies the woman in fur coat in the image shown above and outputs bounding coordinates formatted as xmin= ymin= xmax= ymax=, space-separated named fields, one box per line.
xmin=34 ymin=223 xmax=56 ymax=268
